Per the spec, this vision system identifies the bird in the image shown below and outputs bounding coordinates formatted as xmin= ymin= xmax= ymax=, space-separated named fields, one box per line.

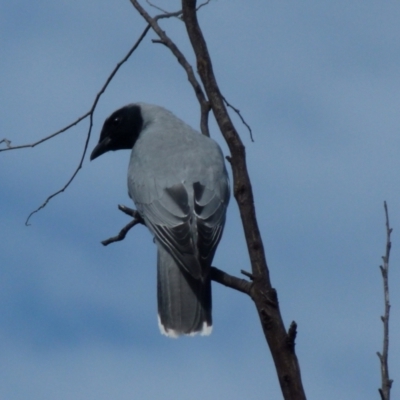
xmin=90 ymin=103 xmax=230 ymax=338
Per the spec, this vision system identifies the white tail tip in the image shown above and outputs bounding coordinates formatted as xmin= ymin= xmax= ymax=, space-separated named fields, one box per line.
xmin=157 ymin=315 xmax=212 ymax=338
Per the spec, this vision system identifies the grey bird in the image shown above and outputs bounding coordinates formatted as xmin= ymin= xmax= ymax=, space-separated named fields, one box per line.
xmin=90 ymin=103 xmax=230 ymax=337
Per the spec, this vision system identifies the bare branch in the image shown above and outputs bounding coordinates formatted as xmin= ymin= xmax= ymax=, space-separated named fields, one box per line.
xmin=196 ymin=0 xmax=211 ymax=12
xmin=145 ymin=0 xmax=211 ymax=20
xmin=1 ymin=113 xmax=90 ymax=153
xmin=0 ymin=139 xmax=12 ymax=149
xmin=154 ymin=10 xmax=183 ymax=20
xmin=286 ymin=321 xmax=297 ymax=352
xmin=101 ymin=205 xmax=143 ymax=246
xmin=145 ymin=0 xmax=170 ymax=15
xmin=222 ymin=95 xmax=254 ymax=142
xmin=117 ymin=204 xmax=142 ymax=218
xmin=25 ymin=121 xmax=92 ymax=226
xmin=240 ymin=269 xmax=255 ymax=280
xmin=101 ymin=204 xmax=252 ymax=295
xmin=129 ymin=0 xmax=211 ymax=137
xmin=181 ymin=1 xmax=306 ymax=398
xmin=3 ymin=25 xmax=151 ymax=155
xmin=102 ymin=218 xmax=143 ymax=246
xmin=377 ymin=201 xmax=394 ymax=400
xmin=151 ymin=39 xmax=167 ymax=46
xmin=88 ymin=24 xmax=152 ymax=113
xmin=210 ymin=266 xmax=252 ymax=295
xmin=19 ymin=24 xmax=151 ymax=225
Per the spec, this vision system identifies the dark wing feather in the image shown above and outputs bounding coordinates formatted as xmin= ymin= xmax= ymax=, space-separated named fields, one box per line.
xmin=137 ymin=181 xmax=228 ymax=280
xmin=193 ymin=182 xmax=227 ymax=267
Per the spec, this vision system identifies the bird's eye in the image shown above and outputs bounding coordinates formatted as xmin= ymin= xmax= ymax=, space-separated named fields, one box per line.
xmin=112 ymin=116 xmax=121 ymax=126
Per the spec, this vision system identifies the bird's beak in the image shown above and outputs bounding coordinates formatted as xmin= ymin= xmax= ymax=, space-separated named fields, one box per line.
xmin=90 ymin=137 xmax=112 ymax=161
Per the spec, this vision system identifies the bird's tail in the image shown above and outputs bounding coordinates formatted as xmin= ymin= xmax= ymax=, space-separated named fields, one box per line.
xmin=156 ymin=245 xmax=212 ymax=338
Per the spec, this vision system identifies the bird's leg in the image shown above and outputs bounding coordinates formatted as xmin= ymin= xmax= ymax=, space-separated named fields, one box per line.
xmin=101 ymin=204 xmax=144 ymax=246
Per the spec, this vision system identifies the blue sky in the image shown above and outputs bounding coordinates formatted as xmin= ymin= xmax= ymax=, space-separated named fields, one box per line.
xmin=2 ymin=1 xmax=400 ymax=399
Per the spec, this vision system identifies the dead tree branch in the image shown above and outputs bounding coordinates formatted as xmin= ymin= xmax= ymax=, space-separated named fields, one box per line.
xmin=145 ymin=0 xmax=211 ymax=20
xmin=0 ymin=138 xmax=13 ymax=149
xmin=1 ymin=25 xmax=151 ymax=155
xmin=5 ymin=2 xmax=305 ymax=396
xmin=145 ymin=0 xmax=171 ymax=15
xmin=196 ymin=0 xmax=211 ymax=12
xmin=102 ymin=219 xmax=143 ymax=246
xmin=116 ymin=204 xmax=140 ymax=218
xmin=377 ymin=201 xmax=394 ymax=400
xmin=101 ymin=204 xmax=252 ymax=295
xmin=129 ymin=0 xmax=211 ymax=137
xmin=210 ymin=267 xmax=252 ymax=295
xmin=0 ymin=25 xmax=151 ymax=225
xmin=1 ymin=113 xmax=91 ymax=153
xmin=100 ymin=206 xmax=138 ymax=244
xmin=179 ymin=1 xmax=306 ymax=398
xmin=101 ymin=204 xmax=145 ymax=246
xmin=222 ymin=96 xmax=254 ymax=142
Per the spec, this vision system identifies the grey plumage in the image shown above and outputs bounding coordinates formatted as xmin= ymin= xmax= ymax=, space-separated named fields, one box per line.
xmin=91 ymin=103 xmax=230 ymax=337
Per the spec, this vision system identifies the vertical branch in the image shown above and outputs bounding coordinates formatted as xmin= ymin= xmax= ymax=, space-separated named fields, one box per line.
xmin=377 ymin=201 xmax=394 ymax=400
xmin=181 ymin=1 xmax=306 ymax=399
xmin=129 ymin=0 xmax=211 ymax=137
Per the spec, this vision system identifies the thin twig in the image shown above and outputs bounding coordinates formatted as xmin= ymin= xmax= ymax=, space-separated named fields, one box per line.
xmin=222 ymin=95 xmax=254 ymax=142
xmin=210 ymin=266 xmax=252 ymax=295
xmin=117 ymin=204 xmax=142 ymax=219
xmin=101 ymin=204 xmax=144 ymax=245
xmin=25 ymin=115 xmax=93 ymax=225
xmin=152 ymin=39 xmax=167 ymax=46
xmin=1 ymin=113 xmax=90 ymax=152
xmin=0 ymin=139 xmax=12 ymax=149
xmin=100 ymin=207 xmax=252 ymax=296
xmin=196 ymin=0 xmax=211 ymax=12
xmin=145 ymin=0 xmax=170 ymax=15
xmin=22 ymin=24 xmax=151 ymax=225
xmin=377 ymin=201 xmax=394 ymax=400
xmin=286 ymin=321 xmax=297 ymax=352
xmin=145 ymin=0 xmax=210 ymax=20
xmin=154 ymin=10 xmax=183 ymax=20
xmin=240 ymin=269 xmax=255 ymax=280
xmin=129 ymin=0 xmax=211 ymax=137
xmin=102 ymin=218 xmax=143 ymax=246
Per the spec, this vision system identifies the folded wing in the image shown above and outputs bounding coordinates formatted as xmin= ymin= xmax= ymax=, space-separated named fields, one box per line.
xmin=134 ymin=180 xmax=229 ymax=279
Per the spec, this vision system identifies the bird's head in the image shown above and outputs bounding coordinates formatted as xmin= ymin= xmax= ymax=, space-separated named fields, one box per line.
xmin=90 ymin=104 xmax=143 ymax=161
